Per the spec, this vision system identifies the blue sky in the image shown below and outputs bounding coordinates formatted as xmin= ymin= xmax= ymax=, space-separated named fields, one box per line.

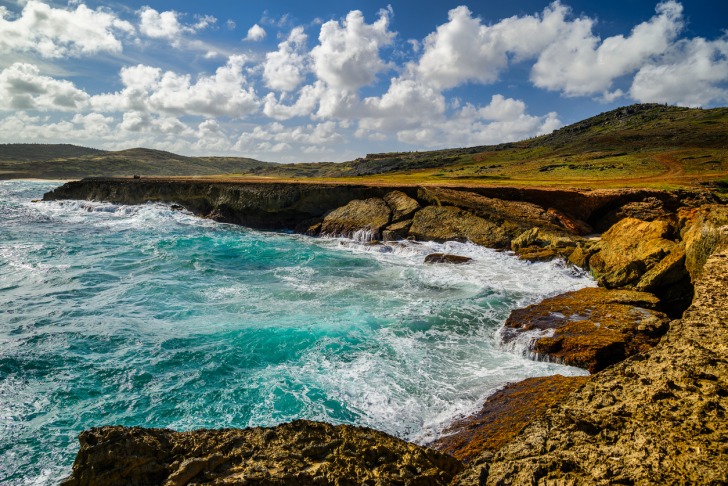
xmin=0 ymin=0 xmax=726 ymax=162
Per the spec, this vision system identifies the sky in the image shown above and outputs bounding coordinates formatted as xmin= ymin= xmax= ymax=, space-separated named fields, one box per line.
xmin=0 ymin=0 xmax=726 ymax=162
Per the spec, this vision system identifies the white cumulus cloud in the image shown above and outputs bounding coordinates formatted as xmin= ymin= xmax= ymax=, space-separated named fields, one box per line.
xmin=138 ymin=7 xmax=215 ymax=45
xmin=0 ymin=62 xmax=90 ymax=111
xmin=263 ymin=27 xmax=308 ymax=92
xmin=531 ymin=1 xmax=684 ymax=98
xmin=245 ymin=23 xmax=267 ymax=41
xmin=0 ymin=0 xmax=134 ymax=58
xmin=630 ymin=37 xmax=728 ymax=106
xmin=311 ymin=8 xmax=395 ymax=91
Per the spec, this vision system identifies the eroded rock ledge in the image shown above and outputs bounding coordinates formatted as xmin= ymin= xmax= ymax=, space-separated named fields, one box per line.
xmin=46 ymin=179 xmax=728 ymax=485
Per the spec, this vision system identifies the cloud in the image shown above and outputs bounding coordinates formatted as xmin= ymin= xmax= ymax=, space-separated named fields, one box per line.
xmin=138 ymin=7 xmax=215 ymax=45
xmin=245 ymin=23 xmax=266 ymax=41
xmin=531 ymin=1 xmax=684 ymax=98
xmin=263 ymin=27 xmax=308 ymax=92
xmin=234 ymin=120 xmax=343 ymax=158
xmin=93 ymin=56 xmax=259 ymax=118
xmin=0 ymin=0 xmax=134 ymax=58
xmin=0 ymin=62 xmax=90 ymax=111
xmin=630 ymin=37 xmax=728 ymax=106
xmin=416 ymin=3 xmax=571 ymax=89
xmin=311 ymin=8 xmax=395 ymax=91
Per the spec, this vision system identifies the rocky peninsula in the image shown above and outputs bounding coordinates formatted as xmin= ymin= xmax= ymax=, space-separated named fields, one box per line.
xmin=46 ymin=178 xmax=728 ymax=484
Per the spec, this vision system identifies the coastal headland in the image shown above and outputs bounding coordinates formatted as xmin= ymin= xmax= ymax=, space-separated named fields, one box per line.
xmin=46 ymin=177 xmax=728 ymax=485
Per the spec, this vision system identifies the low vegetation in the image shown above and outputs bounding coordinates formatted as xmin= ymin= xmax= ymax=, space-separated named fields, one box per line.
xmin=2 ymin=104 xmax=727 ymax=189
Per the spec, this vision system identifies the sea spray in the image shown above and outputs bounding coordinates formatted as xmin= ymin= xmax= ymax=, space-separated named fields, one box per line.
xmin=0 ymin=181 xmax=593 ymax=485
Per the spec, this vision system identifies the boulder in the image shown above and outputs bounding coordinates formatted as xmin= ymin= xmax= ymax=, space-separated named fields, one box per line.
xmin=588 ymin=217 xmax=678 ymax=288
xmin=424 ymin=253 xmax=473 ymax=264
xmin=382 ymin=219 xmax=413 ymax=241
xmin=511 ymin=227 xmax=581 ymax=261
xmin=417 ymin=187 xmax=587 ymax=235
xmin=61 ymin=421 xmax=463 ymax=486
xmin=408 ymin=206 xmax=515 ymax=248
xmin=500 ymin=287 xmax=669 ymax=373
xmin=320 ymin=198 xmax=391 ymax=239
xmin=384 ymin=190 xmax=420 ymax=223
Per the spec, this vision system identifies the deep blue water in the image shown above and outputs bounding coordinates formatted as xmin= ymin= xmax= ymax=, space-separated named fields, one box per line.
xmin=0 ymin=180 xmax=592 ymax=484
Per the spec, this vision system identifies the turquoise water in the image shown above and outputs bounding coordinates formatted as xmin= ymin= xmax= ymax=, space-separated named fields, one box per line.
xmin=0 ymin=180 xmax=592 ymax=484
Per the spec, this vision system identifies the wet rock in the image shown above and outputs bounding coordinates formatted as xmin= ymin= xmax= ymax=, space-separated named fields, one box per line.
xmin=500 ymin=287 xmax=669 ymax=373
xmin=61 ymin=420 xmax=464 ymax=486
xmin=424 ymin=253 xmax=473 ymax=264
xmin=408 ymin=206 xmax=514 ymax=248
xmin=588 ymin=217 xmax=678 ymax=288
xmin=511 ymin=227 xmax=581 ymax=261
xmin=384 ymin=190 xmax=420 ymax=223
xmin=430 ymin=375 xmax=589 ymax=464
xmin=466 ymin=245 xmax=728 ymax=485
xmin=320 ymin=197 xmax=391 ymax=239
xmin=382 ymin=219 xmax=413 ymax=241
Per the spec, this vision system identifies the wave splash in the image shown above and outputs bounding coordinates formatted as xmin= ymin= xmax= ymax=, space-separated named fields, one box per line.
xmin=0 ymin=181 xmax=593 ymax=484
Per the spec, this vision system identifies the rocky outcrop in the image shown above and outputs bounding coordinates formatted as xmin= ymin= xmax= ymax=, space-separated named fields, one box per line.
xmin=500 ymin=287 xmax=670 ymax=373
xmin=320 ymin=197 xmax=392 ymax=239
xmin=430 ymin=375 xmax=589 ymax=464
xmin=457 ymin=245 xmax=728 ymax=485
xmin=62 ymin=420 xmax=463 ymax=486
xmin=384 ymin=190 xmax=420 ymax=223
xmin=408 ymin=206 xmax=514 ymax=248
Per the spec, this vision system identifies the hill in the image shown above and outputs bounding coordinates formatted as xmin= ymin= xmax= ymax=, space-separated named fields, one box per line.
xmin=238 ymin=104 xmax=728 ymax=189
xmin=2 ymin=104 xmax=727 ymax=189
xmin=0 ymin=146 xmax=272 ymax=180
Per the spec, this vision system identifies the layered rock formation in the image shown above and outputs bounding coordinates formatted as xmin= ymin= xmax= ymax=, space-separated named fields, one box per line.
xmin=455 ymin=246 xmax=728 ymax=485
xmin=61 ymin=420 xmax=463 ymax=486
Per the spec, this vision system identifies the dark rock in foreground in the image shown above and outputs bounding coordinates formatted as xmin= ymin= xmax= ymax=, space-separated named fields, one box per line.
xmin=61 ymin=420 xmax=463 ymax=486
xmin=424 ymin=253 xmax=473 ymax=264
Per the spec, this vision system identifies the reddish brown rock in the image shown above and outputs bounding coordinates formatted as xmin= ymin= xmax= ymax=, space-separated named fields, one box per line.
xmin=430 ymin=375 xmax=589 ymax=464
xmin=501 ymin=287 xmax=669 ymax=373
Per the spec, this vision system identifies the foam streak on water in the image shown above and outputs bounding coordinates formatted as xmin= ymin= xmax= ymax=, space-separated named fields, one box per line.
xmin=0 ymin=181 xmax=593 ymax=484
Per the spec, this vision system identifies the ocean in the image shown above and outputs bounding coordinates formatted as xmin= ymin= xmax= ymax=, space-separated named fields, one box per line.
xmin=0 ymin=180 xmax=592 ymax=484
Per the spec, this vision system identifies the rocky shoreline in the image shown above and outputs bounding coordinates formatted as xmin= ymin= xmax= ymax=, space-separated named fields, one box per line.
xmin=45 ymin=178 xmax=728 ymax=485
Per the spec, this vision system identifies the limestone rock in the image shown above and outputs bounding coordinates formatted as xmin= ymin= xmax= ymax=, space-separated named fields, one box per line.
xmin=636 ymin=246 xmax=688 ymax=291
xmin=430 ymin=375 xmax=588 ymax=464
xmin=408 ymin=206 xmax=513 ymax=248
xmin=382 ymin=219 xmax=413 ymax=242
xmin=511 ymin=227 xmax=580 ymax=261
xmin=679 ymin=204 xmax=728 ymax=282
xmin=500 ymin=287 xmax=669 ymax=373
xmin=595 ymin=197 xmax=672 ymax=232
xmin=383 ymin=190 xmax=420 ymax=223
xmin=462 ymin=246 xmax=728 ymax=485
xmin=424 ymin=253 xmax=473 ymax=264
xmin=61 ymin=420 xmax=464 ymax=486
xmin=589 ymin=217 xmax=678 ymax=288
xmin=320 ymin=198 xmax=391 ymax=239
xmin=417 ymin=187 xmax=588 ymax=235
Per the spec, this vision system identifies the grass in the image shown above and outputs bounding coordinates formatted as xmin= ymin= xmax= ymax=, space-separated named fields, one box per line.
xmin=2 ymin=103 xmax=727 ymax=191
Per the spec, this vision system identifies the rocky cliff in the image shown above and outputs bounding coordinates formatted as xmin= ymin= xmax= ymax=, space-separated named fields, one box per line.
xmin=47 ymin=178 xmax=728 ymax=485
